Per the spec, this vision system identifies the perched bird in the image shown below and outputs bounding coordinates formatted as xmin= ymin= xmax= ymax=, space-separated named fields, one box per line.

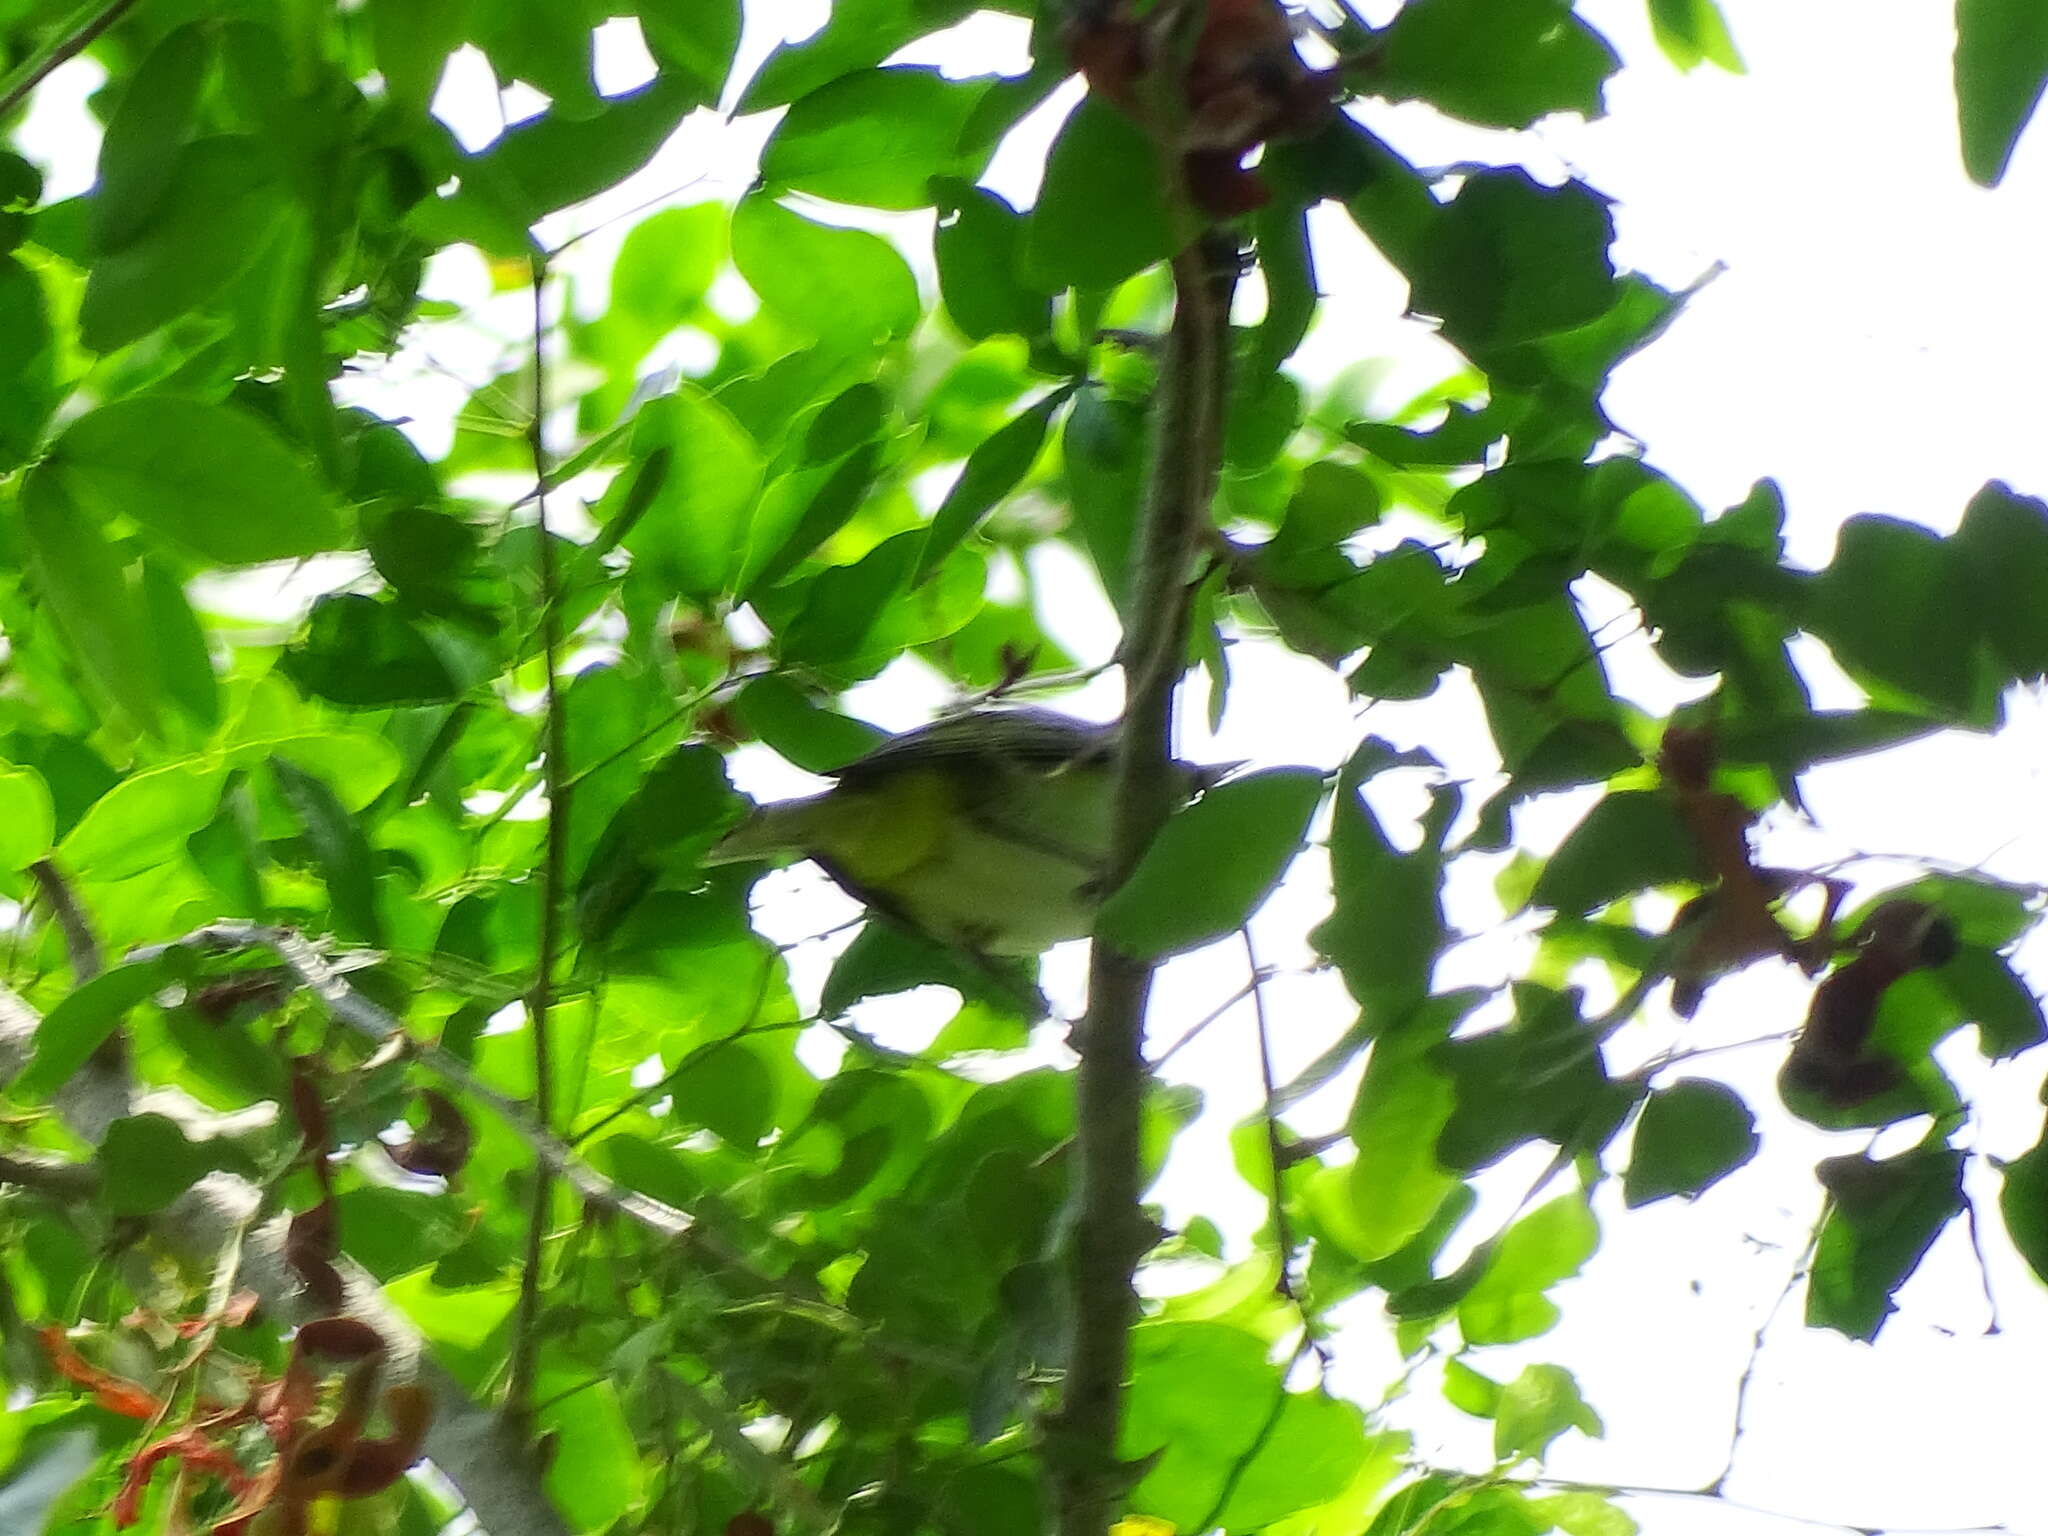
xmin=705 ymin=706 xmax=1232 ymax=956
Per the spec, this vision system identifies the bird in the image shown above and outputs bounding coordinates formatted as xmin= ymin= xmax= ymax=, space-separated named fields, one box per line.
xmin=704 ymin=706 xmax=1233 ymax=956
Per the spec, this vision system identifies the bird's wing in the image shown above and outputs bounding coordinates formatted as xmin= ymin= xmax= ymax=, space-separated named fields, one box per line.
xmin=832 ymin=707 xmax=1117 ymax=784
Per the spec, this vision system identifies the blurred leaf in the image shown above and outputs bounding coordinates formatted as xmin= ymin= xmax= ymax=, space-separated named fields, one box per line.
xmin=761 ymin=67 xmax=993 ymax=209
xmin=1999 ymin=1117 xmax=2048 ymax=1287
xmin=730 ymin=676 xmax=885 ymax=773
xmin=50 ymin=398 xmax=343 ymax=565
xmin=1808 ymin=1147 xmax=1964 ymax=1340
xmin=0 ymin=256 xmax=55 ymax=471
xmin=1023 ymin=98 xmax=1173 ymax=292
xmin=79 ymin=136 xmax=284 ymax=351
xmin=935 ymin=180 xmax=1051 ymax=341
xmin=638 ymin=0 xmax=742 ymax=100
xmin=1937 ymin=946 xmax=2047 ymax=1058
xmin=0 ymin=767 xmax=55 ymax=874
xmin=1380 ymin=0 xmax=1618 ymax=126
xmin=58 ymin=757 xmax=224 ymax=881
xmin=738 ymin=0 xmax=976 ymax=112
xmin=1953 ymin=480 xmax=2048 ymax=680
xmin=1098 ymin=769 xmax=1325 ymax=958
xmin=20 ymin=467 xmax=164 ymax=734
xmin=609 ymin=386 xmax=763 ymax=598
xmin=1343 ymin=1052 xmax=1458 ymax=1260
xmin=1647 ymin=0 xmax=1743 ymax=71
xmin=1459 ymin=1194 xmax=1599 ymax=1345
xmin=1530 ymin=792 xmax=1701 ymax=916
xmin=1493 ymin=1364 xmax=1602 ymax=1462
xmin=1063 ymin=387 xmax=1145 ymax=614
xmin=270 ymin=757 xmax=382 ymax=943
xmin=1412 ymin=171 xmax=1617 ymax=357
xmin=12 ymin=963 xmax=165 ymax=1103
xmin=98 ymin=1113 xmax=220 ymax=1214
xmin=731 ymin=192 xmax=919 ymax=342
xmin=1313 ymin=763 xmax=1455 ymax=1015
xmin=1808 ymin=515 xmax=1996 ymax=720
xmin=917 ymin=390 xmax=1065 ymax=583
xmin=365 ymin=0 xmax=469 ymax=117
xmin=1955 ymin=0 xmax=2048 ymax=185
xmin=139 ymin=560 xmax=220 ymax=731
xmin=1623 ymin=1079 xmax=1758 ymax=1206
xmin=90 ymin=23 xmax=211 ymax=252
xmin=282 ymin=594 xmax=462 ymax=706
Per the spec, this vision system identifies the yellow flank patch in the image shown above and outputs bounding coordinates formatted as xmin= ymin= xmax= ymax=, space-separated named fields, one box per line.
xmin=808 ymin=767 xmax=956 ymax=884
xmin=1111 ymin=1519 xmax=1175 ymax=1536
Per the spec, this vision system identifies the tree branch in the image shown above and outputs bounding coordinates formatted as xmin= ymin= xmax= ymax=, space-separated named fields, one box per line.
xmin=1051 ymin=231 xmax=1239 ymax=1536
xmin=29 ymin=859 xmax=101 ymax=982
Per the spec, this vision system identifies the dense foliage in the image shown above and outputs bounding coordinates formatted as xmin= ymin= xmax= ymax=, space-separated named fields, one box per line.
xmin=1 ymin=2 xmax=2046 ymax=1534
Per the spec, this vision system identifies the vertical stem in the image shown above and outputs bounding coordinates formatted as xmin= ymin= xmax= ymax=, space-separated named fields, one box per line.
xmin=1052 ymin=233 xmax=1238 ymax=1536
xmin=509 ymin=254 xmax=569 ymax=1431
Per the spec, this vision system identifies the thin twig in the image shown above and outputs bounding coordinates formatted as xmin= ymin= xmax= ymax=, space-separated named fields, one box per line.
xmin=0 ymin=1150 xmax=100 ymax=1200
xmin=1531 ymin=1475 xmax=2017 ymax=1536
xmin=1710 ymin=1214 xmax=1821 ymax=1493
xmin=510 ymin=254 xmax=570 ymax=1431
xmin=0 ymin=0 xmax=143 ymax=119
xmin=1052 ymin=225 xmax=1239 ymax=1536
xmin=1243 ymin=928 xmax=1332 ymax=1375
xmin=29 ymin=859 xmax=101 ymax=982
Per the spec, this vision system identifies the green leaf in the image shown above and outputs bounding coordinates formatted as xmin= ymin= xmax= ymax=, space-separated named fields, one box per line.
xmin=1956 ymin=0 xmax=2048 ymax=185
xmin=11 ymin=962 xmax=165 ymax=1103
xmin=1937 ymin=946 xmax=2048 ymax=1058
xmin=0 ymin=256 xmax=55 ymax=472
xmin=741 ymin=442 xmax=881 ymax=593
xmin=761 ymin=67 xmax=993 ymax=209
xmin=667 ymin=1039 xmax=775 ymax=1148
xmin=1411 ymin=171 xmax=1618 ymax=357
xmin=1022 ymin=98 xmax=1174 ymax=292
xmin=1122 ymin=1322 xmax=1368 ymax=1532
xmin=1529 ymin=791 xmax=1702 ymax=916
xmin=0 ymin=767 xmax=55 ymax=874
xmin=79 ymin=135 xmax=284 ymax=352
xmin=1442 ymin=1358 xmax=1502 ymax=1417
xmin=1098 ymin=768 xmax=1325 ymax=959
xmin=139 ymin=560 xmax=221 ymax=731
xmin=934 ymin=180 xmax=1051 ymax=341
xmin=1312 ymin=765 xmax=1455 ymax=1014
xmin=609 ymin=387 xmax=763 ymax=598
xmin=1379 ymin=0 xmax=1619 ymax=128
xmin=820 ymin=919 xmax=1043 ymax=1021
xmin=1251 ymin=197 xmax=1317 ymax=375
xmin=730 ymin=191 xmax=920 ymax=342
xmin=19 ymin=467 xmax=163 ymax=734
xmin=638 ymin=0 xmax=742 ymax=101
xmin=365 ymin=0 xmax=469 ymax=117
xmin=57 ymin=756 xmax=225 ymax=880
xmin=775 ymin=532 xmax=920 ymax=666
xmin=1532 ymin=1491 xmax=1640 ymax=1536
xmin=609 ymin=201 xmax=724 ymax=336
xmin=89 ymin=23 xmax=211 ymax=252
xmin=1459 ymin=1194 xmax=1600 ymax=1345
xmin=282 ymin=594 xmax=462 ymax=706
xmin=270 ymin=757 xmax=382 ymax=943
xmin=1810 ymin=515 xmax=1998 ymax=718
xmin=1954 ymin=480 xmax=2048 ymax=679
xmin=539 ymin=1374 xmax=645 ymax=1529
xmin=1062 ymin=387 xmax=1145 ymax=614
xmin=1647 ymin=0 xmax=1744 ymax=71
xmin=98 ymin=1112 xmax=218 ymax=1214
xmin=1999 ymin=1117 xmax=2048 ymax=1288
xmin=576 ymin=746 xmax=742 ymax=943
xmin=730 ymin=676 xmax=885 ymax=773
xmin=422 ymin=76 xmax=702 ymax=247
xmin=1808 ymin=1147 xmax=1964 ymax=1340
xmin=737 ymin=0 xmax=975 ymax=112
xmin=1493 ymin=1364 xmax=1602 ymax=1462
xmin=916 ymin=391 xmax=1063 ymax=583
xmin=1623 ymin=1079 xmax=1758 ymax=1206
xmin=1343 ymin=1052 xmax=1458 ymax=1260
xmin=50 ymin=398 xmax=343 ymax=565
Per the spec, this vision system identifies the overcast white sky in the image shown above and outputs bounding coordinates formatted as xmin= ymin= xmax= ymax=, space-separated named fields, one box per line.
xmin=14 ymin=2 xmax=2048 ymax=1533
